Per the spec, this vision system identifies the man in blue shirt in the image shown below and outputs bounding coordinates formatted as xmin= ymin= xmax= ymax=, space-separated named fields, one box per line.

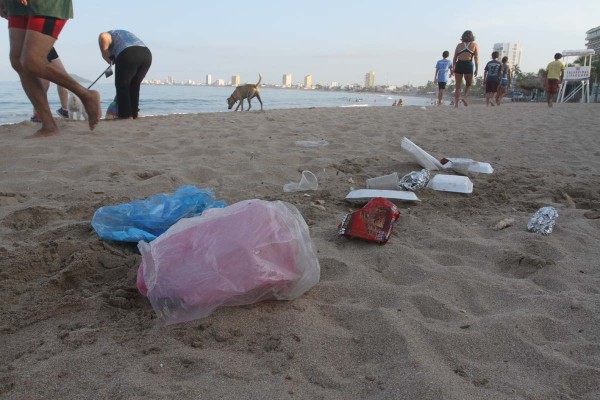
xmin=434 ymin=51 xmax=453 ymax=106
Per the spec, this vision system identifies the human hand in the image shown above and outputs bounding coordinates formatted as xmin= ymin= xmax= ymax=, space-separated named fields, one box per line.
xmin=20 ymin=0 xmax=28 ymax=5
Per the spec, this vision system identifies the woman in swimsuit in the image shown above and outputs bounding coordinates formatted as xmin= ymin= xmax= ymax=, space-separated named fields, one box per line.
xmin=452 ymin=30 xmax=479 ymax=108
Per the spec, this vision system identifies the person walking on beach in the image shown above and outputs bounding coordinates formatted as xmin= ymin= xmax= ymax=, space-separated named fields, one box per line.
xmin=0 ymin=0 xmax=101 ymax=137
xmin=452 ymin=30 xmax=479 ymax=108
xmin=98 ymin=30 xmax=152 ymax=119
xmin=30 ymin=47 xmax=70 ymax=122
xmin=483 ymin=51 xmax=502 ymax=107
xmin=434 ymin=50 xmax=453 ymax=106
xmin=545 ymin=53 xmax=565 ymax=108
xmin=495 ymin=56 xmax=511 ymax=105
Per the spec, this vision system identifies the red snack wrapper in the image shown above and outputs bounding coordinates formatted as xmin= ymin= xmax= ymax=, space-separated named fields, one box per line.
xmin=338 ymin=198 xmax=401 ymax=244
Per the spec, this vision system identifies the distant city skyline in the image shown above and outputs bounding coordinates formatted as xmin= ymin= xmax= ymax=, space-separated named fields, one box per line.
xmin=0 ymin=1 xmax=598 ymax=86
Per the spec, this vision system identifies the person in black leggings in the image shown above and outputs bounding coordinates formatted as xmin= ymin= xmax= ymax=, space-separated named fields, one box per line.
xmin=98 ymin=30 xmax=152 ymax=119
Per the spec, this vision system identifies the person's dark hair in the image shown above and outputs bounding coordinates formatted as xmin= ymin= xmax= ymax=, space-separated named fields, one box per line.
xmin=492 ymin=51 xmax=499 ymax=59
xmin=502 ymin=56 xmax=508 ymax=63
xmin=461 ymin=30 xmax=475 ymax=42
xmin=442 ymin=50 xmax=449 ymax=58
xmin=554 ymin=52 xmax=562 ymax=60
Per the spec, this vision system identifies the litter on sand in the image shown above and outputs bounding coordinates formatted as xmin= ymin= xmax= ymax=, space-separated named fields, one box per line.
xmin=440 ymin=158 xmax=494 ymax=175
xmin=399 ymin=169 xmax=430 ymax=191
xmin=401 ymin=137 xmax=444 ymax=171
xmin=283 ymin=170 xmax=318 ymax=192
xmin=426 ymin=174 xmax=473 ymax=194
xmin=91 ymin=185 xmax=226 ymax=242
xmin=338 ymin=197 xmax=401 ymax=244
xmin=345 ymin=189 xmax=420 ymax=202
xmin=295 ymin=140 xmax=329 ymax=148
xmin=137 ymin=200 xmax=320 ymax=325
xmin=366 ymin=172 xmax=400 ymax=190
xmin=527 ymin=206 xmax=558 ymax=235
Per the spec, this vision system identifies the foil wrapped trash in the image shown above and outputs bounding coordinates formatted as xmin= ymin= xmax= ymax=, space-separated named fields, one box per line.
xmin=399 ymin=169 xmax=430 ymax=191
xmin=527 ymin=206 xmax=558 ymax=235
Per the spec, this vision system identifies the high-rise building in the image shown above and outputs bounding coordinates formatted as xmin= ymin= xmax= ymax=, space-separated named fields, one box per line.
xmin=330 ymin=81 xmax=339 ymax=88
xmin=206 ymin=74 xmax=212 ymax=86
xmin=282 ymin=73 xmax=292 ymax=88
xmin=304 ymin=75 xmax=313 ymax=89
xmin=215 ymin=79 xmax=225 ymax=86
xmin=231 ymin=75 xmax=240 ymax=86
xmin=364 ymin=71 xmax=375 ymax=88
xmin=493 ymin=42 xmax=522 ymax=67
xmin=586 ymin=26 xmax=600 ymax=60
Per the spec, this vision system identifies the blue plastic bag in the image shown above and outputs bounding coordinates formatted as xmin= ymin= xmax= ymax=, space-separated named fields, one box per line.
xmin=92 ymin=185 xmax=226 ymax=242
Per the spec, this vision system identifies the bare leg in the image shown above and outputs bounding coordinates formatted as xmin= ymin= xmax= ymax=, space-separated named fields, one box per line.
xmin=9 ymin=28 xmax=60 ymax=136
xmin=53 ymin=58 xmax=69 ymax=112
xmin=462 ymin=74 xmax=473 ymax=106
xmin=438 ymin=89 xmax=444 ymax=105
xmin=454 ymin=73 xmax=463 ymax=108
xmin=14 ymin=29 xmax=100 ymax=131
xmin=32 ymin=77 xmax=51 ymax=118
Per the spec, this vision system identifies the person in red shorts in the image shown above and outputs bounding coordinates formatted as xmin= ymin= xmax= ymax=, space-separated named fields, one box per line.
xmin=545 ymin=53 xmax=565 ymax=108
xmin=0 ymin=0 xmax=100 ymax=136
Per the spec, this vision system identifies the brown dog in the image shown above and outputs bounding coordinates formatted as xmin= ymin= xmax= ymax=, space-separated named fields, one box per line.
xmin=227 ymin=74 xmax=263 ymax=111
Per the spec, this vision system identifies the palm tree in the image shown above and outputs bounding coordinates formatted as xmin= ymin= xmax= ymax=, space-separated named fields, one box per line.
xmin=512 ymin=64 xmax=523 ymax=79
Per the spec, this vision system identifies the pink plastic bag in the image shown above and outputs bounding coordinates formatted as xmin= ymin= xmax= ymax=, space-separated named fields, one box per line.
xmin=137 ymin=200 xmax=320 ymax=324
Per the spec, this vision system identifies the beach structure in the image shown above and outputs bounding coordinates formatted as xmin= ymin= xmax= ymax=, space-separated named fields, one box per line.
xmin=283 ymin=73 xmax=292 ymax=88
xmin=586 ymin=26 xmax=600 ymax=59
xmin=304 ymin=75 xmax=313 ymax=89
xmin=557 ymin=49 xmax=596 ymax=103
xmin=493 ymin=42 xmax=522 ymax=68
xmin=364 ymin=71 xmax=375 ymax=88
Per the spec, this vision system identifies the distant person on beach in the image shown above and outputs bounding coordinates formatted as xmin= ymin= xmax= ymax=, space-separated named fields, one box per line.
xmin=434 ymin=50 xmax=453 ymax=106
xmin=495 ymin=56 xmax=511 ymax=105
xmin=1 ymin=0 xmax=101 ymax=136
xmin=483 ymin=51 xmax=502 ymax=107
xmin=452 ymin=30 xmax=479 ymax=108
xmin=98 ymin=30 xmax=152 ymax=119
xmin=392 ymin=100 xmax=397 ymax=106
xmin=30 ymin=47 xmax=70 ymax=122
xmin=545 ymin=53 xmax=565 ymax=108
xmin=397 ymin=99 xmax=404 ymax=106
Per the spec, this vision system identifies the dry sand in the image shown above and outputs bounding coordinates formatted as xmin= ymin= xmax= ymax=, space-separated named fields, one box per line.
xmin=1 ymin=103 xmax=599 ymax=399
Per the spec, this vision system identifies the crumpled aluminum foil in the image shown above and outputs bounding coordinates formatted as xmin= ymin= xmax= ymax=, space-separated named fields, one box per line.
xmin=527 ymin=206 xmax=559 ymax=235
xmin=399 ymin=169 xmax=430 ymax=191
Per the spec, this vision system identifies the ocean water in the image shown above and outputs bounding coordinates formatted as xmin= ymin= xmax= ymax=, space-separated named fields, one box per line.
xmin=0 ymin=81 xmax=432 ymax=125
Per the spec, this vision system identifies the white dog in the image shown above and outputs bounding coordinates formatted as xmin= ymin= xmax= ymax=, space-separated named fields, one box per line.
xmin=68 ymin=92 xmax=88 ymax=121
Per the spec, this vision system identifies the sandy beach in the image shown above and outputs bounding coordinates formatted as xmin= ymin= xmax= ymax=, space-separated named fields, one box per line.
xmin=1 ymin=103 xmax=599 ymax=399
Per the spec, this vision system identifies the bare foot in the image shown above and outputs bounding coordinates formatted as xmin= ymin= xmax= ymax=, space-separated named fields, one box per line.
xmin=28 ymin=126 xmax=61 ymax=138
xmin=461 ymin=98 xmax=468 ymax=107
xmin=81 ymin=90 xmax=101 ymax=130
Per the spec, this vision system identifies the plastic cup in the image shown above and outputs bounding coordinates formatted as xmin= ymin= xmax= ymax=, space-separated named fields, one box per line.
xmin=283 ymin=170 xmax=318 ymax=192
xmin=366 ymin=172 xmax=399 ymax=190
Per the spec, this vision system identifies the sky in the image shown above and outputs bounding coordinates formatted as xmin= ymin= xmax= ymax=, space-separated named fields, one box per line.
xmin=1 ymin=0 xmax=599 ymax=86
